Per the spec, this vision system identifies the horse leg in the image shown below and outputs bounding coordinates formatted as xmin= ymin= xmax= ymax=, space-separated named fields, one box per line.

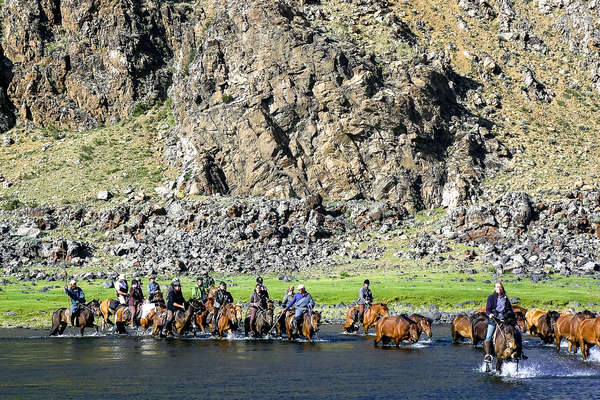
xmin=496 ymin=359 xmax=502 ymax=373
xmin=395 ymin=338 xmax=400 ymax=348
xmin=58 ymin=322 xmax=67 ymax=335
xmin=554 ymin=334 xmax=561 ymax=351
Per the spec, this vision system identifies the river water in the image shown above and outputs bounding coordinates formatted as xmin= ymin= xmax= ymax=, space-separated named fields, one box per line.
xmin=1 ymin=325 xmax=599 ymax=399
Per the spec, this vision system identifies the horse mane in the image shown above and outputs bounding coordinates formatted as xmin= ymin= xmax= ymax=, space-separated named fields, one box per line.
xmin=399 ymin=314 xmax=416 ymax=324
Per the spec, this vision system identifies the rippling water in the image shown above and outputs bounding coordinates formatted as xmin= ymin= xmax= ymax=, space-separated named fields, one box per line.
xmin=1 ymin=325 xmax=599 ymax=399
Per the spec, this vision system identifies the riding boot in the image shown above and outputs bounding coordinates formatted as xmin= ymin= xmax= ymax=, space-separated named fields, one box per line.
xmin=483 ymin=340 xmax=493 ymax=363
xmin=161 ymin=319 xmax=172 ymax=338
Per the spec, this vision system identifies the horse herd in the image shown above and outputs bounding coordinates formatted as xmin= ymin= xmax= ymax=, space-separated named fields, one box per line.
xmin=48 ymin=294 xmax=600 ymax=370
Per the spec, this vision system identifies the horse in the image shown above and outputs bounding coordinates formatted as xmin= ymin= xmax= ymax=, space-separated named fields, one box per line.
xmin=244 ymin=301 xmax=274 ymax=337
xmin=194 ymin=297 xmax=214 ymax=334
xmin=555 ymin=310 xmax=596 ymax=353
xmin=487 ymin=318 xmax=520 ymax=373
xmin=206 ymin=286 xmax=218 ymax=298
xmin=525 ymin=308 xmax=559 ymax=343
xmin=275 ymin=310 xmax=294 ymax=337
xmin=151 ymin=299 xmax=204 ymax=337
xmin=284 ymin=310 xmax=321 ymax=342
xmin=214 ymin=303 xmax=240 ymax=338
xmin=374 ymin=315 xmax=420 ymax=348
xmin=451 ymin=314 xmax=487 ymax=345
xmin=577 ymin=316 xmax=600 ymax=360
xmin=140 ymin=301 xmax=165 ymax=331
xmin=408 ymin=314 xmax=433 ymax=339
xmin=344 ymin=303 xmax=390 ymax=334
xmin=49 ymin=300 xmax=101 ymax=336
xmin=99 ymin=298 xmax=127 ymax=331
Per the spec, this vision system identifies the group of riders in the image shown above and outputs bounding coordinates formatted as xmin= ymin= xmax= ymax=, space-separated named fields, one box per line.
xmin=64 ymin=273 xmax=527 ymax=361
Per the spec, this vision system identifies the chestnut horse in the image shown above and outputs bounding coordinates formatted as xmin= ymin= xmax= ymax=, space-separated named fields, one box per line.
xmin=244 ymin=300 xmax=274 ymax=337
xmin=214 ymin=303 xmax=241 ymax=338
xmin=99 ymin=298 xmax=128 ymax=331
xmin=344 ymin=303 xmax=390 ymax=334
xmin=525 ymin=308 xmax=560 ymax=343
xmin=451 ymin=314 xmax=487 ymax=345
xmin=409 ymin=314 xmax=433 ymax=339
xmin=49 ymin=300 xmax=101 ymax=336
xmin=284 ymin=310 xmax=321 ymax=342
xmin=139 ymin=301 xmax=165 ymax=331
xmin=374 ymin=315 xmax=420 ymax=348
xmin=487 ymin=318 xmax=520 ymax=373
xmin=577 ymin=316 xmax=600 ymax=360
xmin=152 ymin=299 xmax=204 ymax=337
xmin=555 ymin=310 xmax=596 ymax=353
xmin=194 ymin=297 xmax=214 ymax=334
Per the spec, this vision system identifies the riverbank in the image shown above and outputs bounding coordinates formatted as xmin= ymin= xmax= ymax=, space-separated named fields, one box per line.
xmin=2 ymin=271 xmax=599 ymax=329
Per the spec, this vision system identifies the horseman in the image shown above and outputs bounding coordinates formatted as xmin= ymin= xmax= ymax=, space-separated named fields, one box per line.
xmin=147 ymin=275 xmax=160 ymax=302
xmin=115 ymin=274 xmax=128 ymax=305
xmin=64 ymin=280 xmax=85 ymax=326
xmin=282 ymin=285 xmax=294 ymax=308
xmin=248 ymin=283 xmax=269 ymax=333
xmin=191 ymin=277 xmax=206 ymax=301
xmin=357 ymin=279 xmax=373 ymax=324
xmin=128 ymin=278 xmax=144 ymax=327
xmin=202 ymin=271 xmax=215 ymax=289
xmin=212 ymin=281 xmax=233 ymax=336
xmin=256 ymin=276 xmax=269 ymax=297
xmin=483 ymin=280 xmax=526 ymax=362
xmin=161 ymin=278 xmax=186 ymax=337
xmin=281 ymin=284 xmax=314 ymax=334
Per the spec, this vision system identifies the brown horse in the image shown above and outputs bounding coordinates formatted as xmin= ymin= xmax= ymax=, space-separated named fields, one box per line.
xmin=244 ymin=301 xmax=274 ymax=337
xmin=207 ymin=286 xmax=218 ymax=298
xmin=374 ymin=315 xmax=420 ymax=348
xmin=284 ymin=310 xmax=321 ymax=342
xmin=525 ymin=308 xmax=559 ymax=343
xmin=140 ymin=301 xmax=166 ymax=331
xmin=49 ymin=300 xmax=101 ymax=336
xmin=451 ymin=314 xmax=488 ymax=345
xmin=194 ymin=297 xmax=215 ymax=334
xmin=213 ymin=303 xmax=240 ymax=338
xmin=408 ymin=314 xmax=433 ymax=339
xmin=275 ymin=310 xmax=294 ymax=337
xmin=151 ymin=299 xmax=204 ymax=337
xmin=487 ymin=318 xmax=520 ymax=373
xmin=555 ymin=310 xmax=596 ymax=353
xmin=99 ymin=298 xmax=128 ymax=331
xmin=344 ymin=303 xmax=390 ymax=334
xmin=577 ymin=316 xmax=600 ymax=360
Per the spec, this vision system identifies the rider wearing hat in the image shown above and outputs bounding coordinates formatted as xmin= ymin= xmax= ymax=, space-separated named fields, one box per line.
xmin=191 ymin=277 xmax=206 ymax=301
xmin=248 ymin=282 xmax=269 ymax=333
xmin=281 ymin=284 xmax=314 ymax=334
xmin=147 ymin=275 xmax=160 ymax=302
xmin=162 ymin=278 xmax=186 ymax=337
xmin=64 ymin=280 xmax=85 ymax=326
xmin=256 ymin=276 xmax=269 ymax=297
xmin=115 ymin=274 xmax=128 ymax=305
xmin=212 ymin=281 xmax=233 ymax=335
xmin=128 ymin=278 xmax=144 ymax=327
xmin=357 ymin=279 xmax=373 ymax=323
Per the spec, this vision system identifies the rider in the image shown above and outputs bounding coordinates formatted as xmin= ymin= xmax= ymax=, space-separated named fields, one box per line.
xmin=64 ymin=279 xmax=85 ymax=326
xmin=248 ymin=283 xmax=269 ymax=332
xmin=282 ymin=285 xmax=294 ymax=307
xmin=357 ymin=279 xmax=373 ymax=323
xmin=212 ymin=281 xmax=233 ymax=335
xmin=162 ymin=278 xmax=186 ymax=337
xmin=281 ymin=284 xmax=314 ymax=334
xmin=191 ymin=277 xmax=206 ymax=301
xmin=483 ymin=280 xmax=526 ymax=362
xmin=115 ymin=274 xmax=128 ymax=305
xmin=256 ymin=276 xmax=269 ymax=297
xmin=128 ymin=278 xmax=144 ymax=327
xmin=147 ymin=275 xmax=160 ymax=302
xmin=202 ymin=271 xmax=215 ymax=289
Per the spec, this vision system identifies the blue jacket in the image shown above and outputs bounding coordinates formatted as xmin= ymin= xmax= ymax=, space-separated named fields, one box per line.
xmin=147 ymin=282 xmax=160 ymax=295
xmin=284 ymin=292 xmax=314 ymax=312
xmin=65 ymin=287 xmax=85 ymax=312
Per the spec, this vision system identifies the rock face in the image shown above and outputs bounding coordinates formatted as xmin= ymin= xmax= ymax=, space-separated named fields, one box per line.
xmin=166 ymin=0 xmax=505 ymax=210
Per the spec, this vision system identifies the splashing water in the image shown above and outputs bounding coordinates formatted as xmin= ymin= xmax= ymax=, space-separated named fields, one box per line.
xmin=478 ymin=360 xmax=598 ymax=379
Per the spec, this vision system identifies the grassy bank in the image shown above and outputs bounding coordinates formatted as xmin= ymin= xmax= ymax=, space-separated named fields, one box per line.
xmin=2 ymin=271 xmax=598 ymax=329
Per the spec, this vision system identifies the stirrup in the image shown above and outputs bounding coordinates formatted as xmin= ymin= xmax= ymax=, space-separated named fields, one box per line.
xmin=484 ymin=355 xmax=493 ymax=363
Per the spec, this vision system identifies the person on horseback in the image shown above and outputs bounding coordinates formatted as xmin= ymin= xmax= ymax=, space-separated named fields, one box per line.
xmin=212 ymin=281 xmax=233 ymax=335
xmin=147 ymin=275 xmax=160 ymax=302
xmin=282 ymin=285 xmax=294 ymax=307
xmin=128 ymin=278 xmax=144 ymax=328
xmin=162 ymin=278 xmax=186 ymax=337
xmin=256 ymin=276 xmax=269 ymax=297
xmin=483 ymin=280 xmax=526 ymax=363
xmin=64 ymin=280 xmax=85 ymax=326
xmin=248 ymin=283 xmax=269 ymax=333
xmin=202 ymin=271 xmax=215 ymax=289
xmin=115 ymin=274 xmax=128 ymax=305
xmin=357 ymin=279 xmax=373 ymax=324
xmin=281 ymin=284 xmax=314 ymax=334
xmin=191 ymin=277 xmax=206 ymax=301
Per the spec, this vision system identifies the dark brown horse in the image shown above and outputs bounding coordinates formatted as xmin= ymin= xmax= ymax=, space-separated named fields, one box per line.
xmin=451 ymin=314 xmax=487 ymax=346
xmin=577 ymin=316 xmax=600 ymax=360
xmin=344 ymin=303 xmax=390 ymax=334
xmin=374 ymin=315 xmax=420 ymax=348
xmin=244 ymin=300 xmax=274 ymax=337
xmin=526 ymin=308 xmax=560 ymax=343
xmin=49 ymin=300 xmax=101 ymax=336
xmin=408 ymin=314 xmax=433 ymax=340
xmin=486 ymin=318 xmax=520 ymax=373
xmin=284 ymin=310 xmax=321 ymax=342
xmin=555 ymin=310 xmax=596 ymax=353
xmin=275 ymin=310 xmax=294 ymax=337
xmin=152 ymin=299 xmax=204 ymax=337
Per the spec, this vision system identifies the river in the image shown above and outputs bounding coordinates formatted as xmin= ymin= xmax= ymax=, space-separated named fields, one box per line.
xmin=1 ymin=325 xmax=599 ymax=399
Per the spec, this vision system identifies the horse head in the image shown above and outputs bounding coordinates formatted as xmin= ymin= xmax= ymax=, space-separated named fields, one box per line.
xmin=547 ymin=310 xmax=560 ymax=333
xmin=499 ymin=323 xmax=518 ymax=360
xmin=515 ymin=312 xmax=527 ymax=332
xmin=311 ymin=311 xmax=321 ymax=333
xmin=88 ymin=300 xmax=101 ymax=316
xmin=234 ymin=304 xmax=243 ymax=321
xmin=583 ymin=309 xmax=597 ymax=319
xmin=420 ymin=317 xmax=433 ymax=338
xmin=408 ymin=321 xmax=420 ymax=343
xmin=153 ymin=291 xmax=164 ymax=302
xmin=376 ymin=303 xmax=390 ymax=318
